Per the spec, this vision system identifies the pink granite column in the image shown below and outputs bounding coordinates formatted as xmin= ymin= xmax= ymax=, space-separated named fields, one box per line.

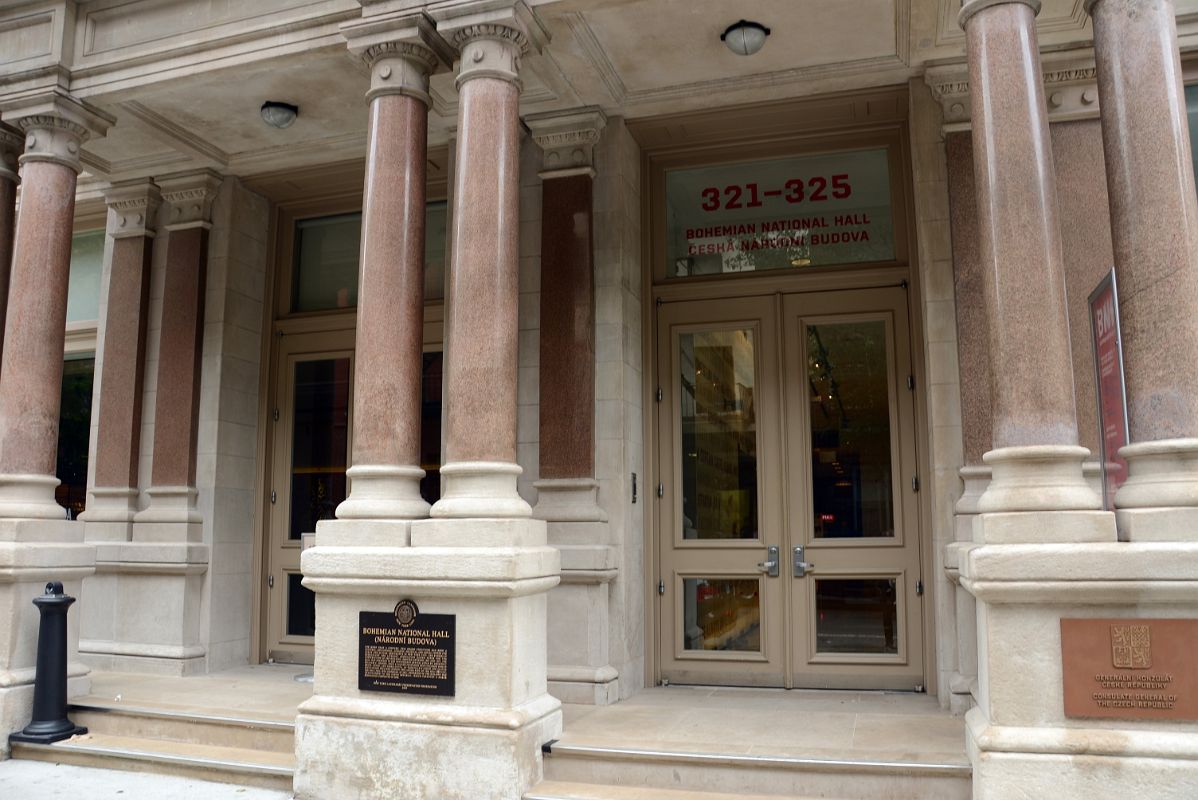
xmin=1087 ymin=0 xmax=1198 ymax=539
xmin=79 ymin=181 xmax=160 ymax=535
xmin=0 ymin=104 xmax=112 ymax=518
xmin=431 ymin=21 xmax=538 ymax=518
xmin=133 ymin=171 xmax=220 ymax=538
xmin=0 ymin=124 xmax=21 ymax=370
xmin=959 ymin=0 xmax=1104 ymax=520
xmin=336 ymin=41 xmax=440 ymax=522
xmin=526 ymin=109 xmax=608 ymax=523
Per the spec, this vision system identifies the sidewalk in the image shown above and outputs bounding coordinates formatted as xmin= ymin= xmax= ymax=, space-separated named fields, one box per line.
xmin=0 ymin=760 xmax=293 ymax=799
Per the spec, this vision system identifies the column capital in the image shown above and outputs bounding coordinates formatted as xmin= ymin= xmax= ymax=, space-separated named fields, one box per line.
xmin=959 ymin=0 xmax=1041 ymax=28
xmin=0 ymin=91 xmax=114 ymax=173
xmin=158 ymin=169 xmax=221 ymax=231
xmin=104 ymin=179 xmax=161 ymax=239
xmin=434 ymin=1 xmax=549 ymax=88
xmin=526 ymin=107 xmax=606 ymax=178
xmin=342 ymin=11 xmax=454 ymax=106
xmin=0 ymin=123 xmax=20 ymax=184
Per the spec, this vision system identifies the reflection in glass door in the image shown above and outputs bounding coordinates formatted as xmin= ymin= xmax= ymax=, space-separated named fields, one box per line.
xmin=657 ymin=288 xmax=924 ymax=689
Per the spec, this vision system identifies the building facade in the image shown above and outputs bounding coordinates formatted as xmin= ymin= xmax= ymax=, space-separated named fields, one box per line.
xmin=1 ymin=0 xmax=1198 ymax=797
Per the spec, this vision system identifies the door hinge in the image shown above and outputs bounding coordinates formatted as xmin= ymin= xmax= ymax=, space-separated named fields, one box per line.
xmin=272 ymin=407 xmax=280 ymax=422
xmin=907 ymin=374 xmax=915 ymax=391
xmin=657 ymin=579 xmax=665 ymax=595
xmin=268 ymin=574 xmax=274 ymax=589
xmin=631 ymin=473 xmax=638 ymax=504
xmin=657 ymin=482 xmax=664 ymax=498
xmin=912 ymin=475 xmax=920 ymax=492
xmin=916 ymin=579 xmax=924 ymax=596
xmin=655 ymin=387 xmax=663 ymax=402
xmin=270 ymin=489 xmax=277 ymax=504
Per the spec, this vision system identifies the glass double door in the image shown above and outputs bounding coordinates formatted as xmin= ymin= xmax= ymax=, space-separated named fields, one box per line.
xmin=657 ymin=288 xmax=923 ymax=689
xmin=264 ymin=330 xmax=443 ymax=663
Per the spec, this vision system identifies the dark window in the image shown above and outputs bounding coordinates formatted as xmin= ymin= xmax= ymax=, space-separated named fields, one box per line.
xmin=56 ymin=355 xmax=95 ymax=518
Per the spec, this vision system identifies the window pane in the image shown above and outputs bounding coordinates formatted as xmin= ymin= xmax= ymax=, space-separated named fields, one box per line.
xmin=291 ymin=203 xmax=448 ymax=313
xmin=815 ymin=578 xmax=898 ymax=654
xmin=286 ymin=572 xmax=316 ymax=637
xmin=67 ymin=232 xmax=104 ymax=323
xmin=666 ymin=148 xmax=894 ymax=277
xmin=289 ymin=358 xmax=350 ymax=539
xmin=682 ymin=578 xmax=761 ymax=651
xmin=56 ymin=355 xmax=95 ymax=518
xmin=679 ymin=329 xmax=758 ymax=540
xmin=808 ymin=320 xmax=894 ymax=538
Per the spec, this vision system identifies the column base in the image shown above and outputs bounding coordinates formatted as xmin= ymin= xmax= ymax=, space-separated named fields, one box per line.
xmin=0 ymin=474 xmax=66 ymax=520
xmin=77 ymin=542 xmax=209 ymax=676
xmin=548 ymin=543 xmax=619 ymax=705
xmin=133 ymin=486 xmax=201 ymax=526
xmin=78 ymin=487 xmax=139 ymax=525
xmin=335 ymin=464 xmax=429 ymax=521
xmin=430 ymin=461 xmax=531 ymax=519
xmin=533 ymin=478 xmax=607 ymax=523
xmin=1116 ymin=438 xmax=1198 ymax=542
xmin=0 ymin=519 xmax=95 ymax=753
xmin=978 ymin=445 xmax=1102 ymax=513
xmin=296 ymin=515 xmax=560 ymax=798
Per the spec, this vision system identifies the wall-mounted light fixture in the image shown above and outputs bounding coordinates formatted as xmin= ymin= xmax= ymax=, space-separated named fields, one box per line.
xmin=260 ymin=101 xmax=299 ymax=129
xmin=720 ymin=20 xmax=770 ymax=56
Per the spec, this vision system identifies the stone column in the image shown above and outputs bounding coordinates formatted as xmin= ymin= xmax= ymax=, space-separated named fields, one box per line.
xmin=80 ymin=180 xmax=159 ymax=537
xmin=295 ymin=5 xmax=560 ymax=799
xmin=133 ymin=170 xmax=220 ymax=540
xmin=335 ymin=35 xmax=441 ymax=523
xmin=526 ymin=108 xmax=618 ymax=705
xmin=960 ymin=0 xmax=1111 ymax=542
xmin=0 ymin=123 xmax=20 ymax=368
xmin=0 ymin=93 xmax=110 ymax=752
xmin=1087 ymin=0 xmax=1198 ymax=541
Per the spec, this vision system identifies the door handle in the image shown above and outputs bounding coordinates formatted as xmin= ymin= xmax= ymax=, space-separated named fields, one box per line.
xmin=793 ymin=546 xmax=816 ymax=578
xmin=757 ymin=545 xmax=780 ymax=577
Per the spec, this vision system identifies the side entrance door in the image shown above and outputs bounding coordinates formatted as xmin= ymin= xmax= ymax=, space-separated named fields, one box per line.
xmin=657 ymin=286 xmax=924 ymax=689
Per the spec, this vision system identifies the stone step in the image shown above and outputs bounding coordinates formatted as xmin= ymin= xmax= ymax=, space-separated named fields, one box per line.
xmin=67 ymin=702 xmax=295 ymax=754
xmin=10 ymin=732 xmax=293 ymax=792
xmin=527 ymin=779 xmax=841 ymax=799
xmin=541 ymin=742 xmax=971 ymax=800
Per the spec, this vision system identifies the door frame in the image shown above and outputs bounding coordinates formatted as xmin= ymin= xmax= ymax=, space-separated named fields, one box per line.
xmin=636 ymin=85 xmax=935 ymax=694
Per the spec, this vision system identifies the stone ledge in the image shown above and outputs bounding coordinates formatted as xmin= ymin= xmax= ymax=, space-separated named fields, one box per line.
xmin=968 ymin=709 xmax=1198 ymax=759
xmin=298 ymin=691 xmax=560 ymax=730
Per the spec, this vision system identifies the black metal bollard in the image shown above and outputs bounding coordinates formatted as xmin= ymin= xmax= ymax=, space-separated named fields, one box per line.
xmin=8 ymin=582 xmax=87 ymax=745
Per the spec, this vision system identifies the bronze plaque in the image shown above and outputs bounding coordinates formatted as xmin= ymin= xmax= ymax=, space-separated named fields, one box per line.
xmin=358 ymin=600 xmax=455 ymax=697
xmin=1061 ymin=618 xmax=1198 ymax=720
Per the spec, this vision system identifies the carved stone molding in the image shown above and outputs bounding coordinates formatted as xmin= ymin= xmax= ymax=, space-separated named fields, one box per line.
xmin=432 ymin=1 xmax=549 ymax=88
xmin=364 ymin=41 xmax=439 ymax=106
xmin=525 ymin=107 xmax=606 ymax=178
xmin=157 ymin=169 xmax=222 ymax=231
xmin=925 ymin=51 xmax=1099 ymax=131
xmin=104 ymin=178 xmax=161 ymax=239
xmin=341 ymin=11 xmax=454 ymax=108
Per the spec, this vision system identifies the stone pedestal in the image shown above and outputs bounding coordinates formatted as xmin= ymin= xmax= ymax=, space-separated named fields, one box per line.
xmin=0 ymin=519 xmax=95 ymax=756
xmin=961 ymin=541 xmax=1198 ymax=799
xmin=294 ymin=517 xmax=562 ymax=799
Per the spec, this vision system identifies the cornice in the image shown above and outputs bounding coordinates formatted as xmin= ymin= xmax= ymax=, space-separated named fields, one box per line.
xmin=525 ymin=106 xmax=606 ymax=176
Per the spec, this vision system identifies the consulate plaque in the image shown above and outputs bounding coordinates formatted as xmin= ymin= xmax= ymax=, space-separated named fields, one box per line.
xmin=359 ymin=600 xmax=455 ymax=697
xmin=1061 ymin=618 xmax=1198 ymax=721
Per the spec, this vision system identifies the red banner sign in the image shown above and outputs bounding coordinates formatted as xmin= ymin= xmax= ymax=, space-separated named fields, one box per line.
xmin=1088 ymin=270 xmax=1129 ymax=509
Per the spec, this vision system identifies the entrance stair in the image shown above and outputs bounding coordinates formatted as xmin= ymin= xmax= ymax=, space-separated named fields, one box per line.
xmin=9 ymin=701 xmax=294 ymax=791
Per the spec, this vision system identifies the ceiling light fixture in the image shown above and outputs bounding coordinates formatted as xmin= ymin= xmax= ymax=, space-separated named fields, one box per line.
xmin=260 ymin=101 xmax=299 ymax=129
xmin=721 ymin=20 xmax=771 ymax=56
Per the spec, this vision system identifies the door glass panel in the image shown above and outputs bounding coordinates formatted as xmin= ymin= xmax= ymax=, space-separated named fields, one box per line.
xmin=682 ymin=578 xmax=761 ymax=652
xmin=286 ymin=572 xmax=316 ymax=637
xmin=679 ymin=329 xmax=758 ymax=540
xmin=815 ymin=578 xmax=898 ymax=654
xmin=420 ymin=351 xmax=443 ymax=505
xmin=807 ymin=320 xmax=894 ymax=538
xmin=289 ymin=358 xmax=350 ymax=540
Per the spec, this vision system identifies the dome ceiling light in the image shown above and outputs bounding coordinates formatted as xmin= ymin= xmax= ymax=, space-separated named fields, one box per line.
xmin=260 ymin=101 xmax=299 ymax=129
xmin=721 ymin=20 xmax=771 ymax=57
